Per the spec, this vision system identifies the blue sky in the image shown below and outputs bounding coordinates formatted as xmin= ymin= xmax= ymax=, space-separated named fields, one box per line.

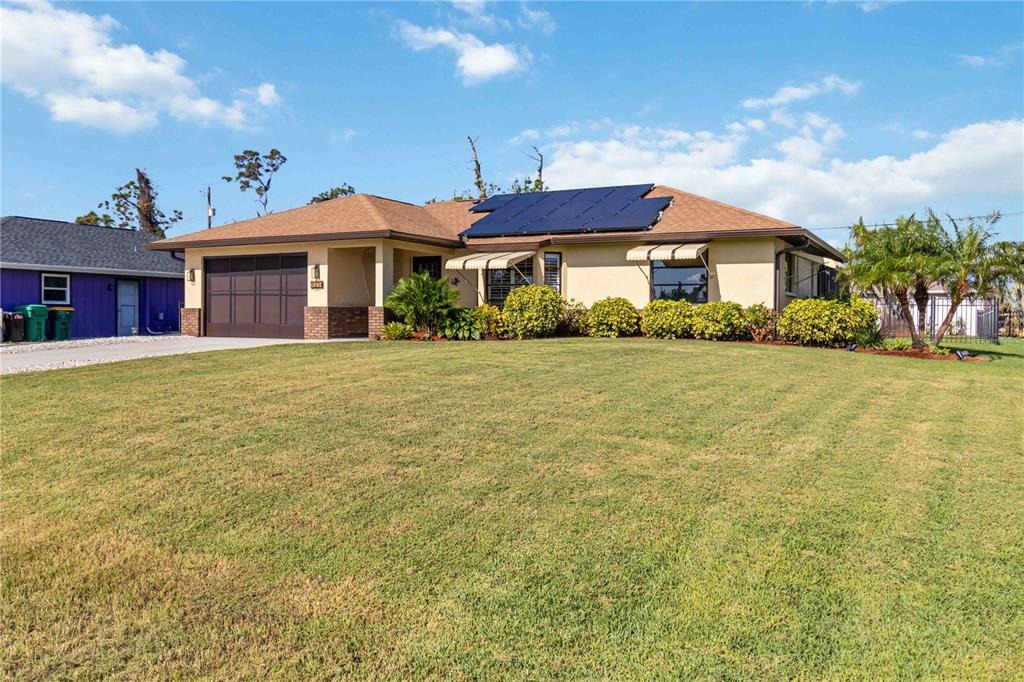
xmin=2 ymin=1 xmax=1022 ymax=244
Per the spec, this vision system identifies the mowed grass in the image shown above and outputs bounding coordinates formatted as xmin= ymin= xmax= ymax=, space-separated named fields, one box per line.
xmin=2 ymin=338 xmax=1022 ymax=679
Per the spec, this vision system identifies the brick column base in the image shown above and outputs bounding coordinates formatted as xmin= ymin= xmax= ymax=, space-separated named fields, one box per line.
xmin=181 ymin=308 xmax=202 ymax=336
xmin=305 ymin=307 xmax=371 ymax=339
xmin=368 ymin=306 xmax=386 ymax=340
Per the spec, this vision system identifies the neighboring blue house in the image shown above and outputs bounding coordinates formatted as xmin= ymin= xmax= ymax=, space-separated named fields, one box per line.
xmin=1 ymin=217 xmax=184 ymax=338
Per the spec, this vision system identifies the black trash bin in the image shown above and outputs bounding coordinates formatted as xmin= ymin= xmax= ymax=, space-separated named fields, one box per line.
xmin=6 ymin=312 xmax=26 ymax=342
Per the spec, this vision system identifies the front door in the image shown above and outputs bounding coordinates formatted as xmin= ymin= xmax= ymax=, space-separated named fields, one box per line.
xmin=116 ymin=280 xmax=139 ymax=336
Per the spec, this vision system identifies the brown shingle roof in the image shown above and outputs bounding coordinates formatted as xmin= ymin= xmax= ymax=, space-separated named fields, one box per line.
xmin=148 ymin=185 xmax=808 ymax=252
xmin=147 ymin=194 xmax=465 ymax=249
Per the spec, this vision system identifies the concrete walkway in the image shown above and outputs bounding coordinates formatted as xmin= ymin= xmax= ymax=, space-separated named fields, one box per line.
xmin=0 ymin=335 xmax=362 ymax=375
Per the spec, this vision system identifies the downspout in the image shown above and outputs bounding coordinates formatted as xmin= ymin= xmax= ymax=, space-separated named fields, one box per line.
xmin=774 ymin=237 xmax=811 ymax=311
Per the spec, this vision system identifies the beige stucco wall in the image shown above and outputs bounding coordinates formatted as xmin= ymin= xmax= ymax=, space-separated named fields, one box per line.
xmin=559 ymin=243 xmax=651 ymax=307
xmin=706 ymin=237 xmax=777 ymax=308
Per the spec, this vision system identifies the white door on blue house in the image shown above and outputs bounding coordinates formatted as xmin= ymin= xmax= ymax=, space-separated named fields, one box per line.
xmin=116 ymin=280 xmax=139 ymax=336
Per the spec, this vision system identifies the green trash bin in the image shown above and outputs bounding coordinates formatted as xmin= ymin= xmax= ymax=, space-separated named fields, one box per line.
xmin=49 ymin=306 xmax=75 ymax=341
xmin=14 ymin=304 xmax=49 ymax=342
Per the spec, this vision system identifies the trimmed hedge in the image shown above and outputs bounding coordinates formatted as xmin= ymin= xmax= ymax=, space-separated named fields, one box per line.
xmin=640 ymin=299 xmax=695 ymax=339
xmin=691 ymin=301 xmax=749 ymax=340
xmin=502 ymin=285 xmax=562 ymax=339
xmin=776 ymin=297 xmax=879 ymax=347
xmin=587 ymin=297 xmax=640 ymax=337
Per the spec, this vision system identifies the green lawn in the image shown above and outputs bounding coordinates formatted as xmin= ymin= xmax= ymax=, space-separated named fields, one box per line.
xmin=3 ymin=339 xmax=1022 ymax=679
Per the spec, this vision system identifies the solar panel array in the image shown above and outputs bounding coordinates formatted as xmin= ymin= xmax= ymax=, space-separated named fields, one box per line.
xmin=462 ymin=184 xmax=671 ymax=237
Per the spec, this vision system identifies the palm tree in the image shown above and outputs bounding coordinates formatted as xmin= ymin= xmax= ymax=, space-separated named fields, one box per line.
xmin=931 ymin=212 xmax=1003 ymax=347
xmin=843 ymin=215 xmax=941 ymax=349
xmin=384 ymin=271 xmax=460 ymax=335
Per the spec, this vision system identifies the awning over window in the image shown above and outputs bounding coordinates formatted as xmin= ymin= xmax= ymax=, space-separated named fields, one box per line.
xmin=445 ymin=251 xmax=535 ymax=270
xmin=626 ymin=243 xmax=708 ymax=262
xmin=823 ymin=257 xmax=842 ymax=270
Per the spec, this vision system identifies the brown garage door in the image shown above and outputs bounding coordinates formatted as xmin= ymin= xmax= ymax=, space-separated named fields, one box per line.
xmin=205 ymin=254 xmax=307 ymax=338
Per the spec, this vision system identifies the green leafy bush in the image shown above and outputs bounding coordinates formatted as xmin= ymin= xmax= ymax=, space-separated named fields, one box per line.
xmin=558 ymin=299 xmax=589 ymax=337
xmin=691 ymin=301 xmax=749 ymax=340
xmin=380 ymin=321 xmax=414 ymax=340
xmin=502 ymin=285 xmax=562 ymax=339
xmin=776 ymin=297 xmax=880 ymax=347
xmin=743 ymin=303 xmax=776 ymax=343
xmin=852 ymin=326 xmax=885 ymax=349
xmin=442 ymin=308 xmax=486 ymax=340
xmin=931 ymin=345 xmax=950 ymax=356
xmin=384 ymin=271 xmax=460 ymax=335
xmin=640 ymin=299 xmax=694 ymax=339
xmin=587 ymin=297 xmax=640 ymax=337
xmin=476 ymin=304 xmax=505 ymax=339
xmin=882 ymin=337 xmax=912 ymax=351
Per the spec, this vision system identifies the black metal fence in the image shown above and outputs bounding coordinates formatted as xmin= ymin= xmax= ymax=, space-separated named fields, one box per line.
xmin=874 ymin=297 xmax=1010 ymax=344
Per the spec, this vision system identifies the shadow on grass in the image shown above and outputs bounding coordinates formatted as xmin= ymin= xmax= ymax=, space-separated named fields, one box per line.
xmin=942 ymin=337 xmax=1024 ymax=362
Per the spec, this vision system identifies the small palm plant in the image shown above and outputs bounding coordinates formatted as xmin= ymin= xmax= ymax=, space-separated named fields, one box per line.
xmin=384 ymin=271 xmax=460 ymax=336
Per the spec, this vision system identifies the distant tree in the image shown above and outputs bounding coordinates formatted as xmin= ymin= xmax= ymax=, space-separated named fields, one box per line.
xmin=93 ymin=169 xmax=183 ymax=238
xmin=467 ymin=136 xmax=488 ymax=200
xmin=510 ymin=146 xmax=548 ymax=194
xmin=74 ymin=210 xmax=114 ymax=227
xmin=308 ymin=184 xmax=356 ymax=204
xmin=222 ymin=148 xmax=287 ymax=216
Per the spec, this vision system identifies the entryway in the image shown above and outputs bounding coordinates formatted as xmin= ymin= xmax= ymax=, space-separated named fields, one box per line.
xmin=116 ymin=279 xmax=139 ymax=336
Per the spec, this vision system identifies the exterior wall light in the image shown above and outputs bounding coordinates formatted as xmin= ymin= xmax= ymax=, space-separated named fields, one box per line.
xmin=312 ymin=264 xmax=321 ymax=279
xmin=187 ymin=269 xmax=195 ymax=283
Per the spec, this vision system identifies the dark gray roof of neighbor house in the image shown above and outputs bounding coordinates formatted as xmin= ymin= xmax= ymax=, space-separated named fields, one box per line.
xmin=0 ymin=216 xmax=183 ymax=275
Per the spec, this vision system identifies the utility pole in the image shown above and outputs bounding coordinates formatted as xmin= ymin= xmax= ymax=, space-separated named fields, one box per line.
xmin=206 ymin=186 xmax=215 ymax=229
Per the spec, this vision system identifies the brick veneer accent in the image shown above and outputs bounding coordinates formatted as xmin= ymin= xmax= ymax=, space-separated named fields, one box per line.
xmin=368 ymin=306 xmax=386 ymax=340
xmin=304 ymin=306 xmax=371 ymax=340
xmin=181 ymin=308 xmax=202 ymax=336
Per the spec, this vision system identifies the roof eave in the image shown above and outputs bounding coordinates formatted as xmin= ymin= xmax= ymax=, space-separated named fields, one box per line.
xmin=146 ymin=229 xmax=463 ymax=251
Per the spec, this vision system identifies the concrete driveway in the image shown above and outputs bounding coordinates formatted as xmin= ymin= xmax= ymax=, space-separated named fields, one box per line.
xmin=0 ymin=335 xmax=362 ymax=375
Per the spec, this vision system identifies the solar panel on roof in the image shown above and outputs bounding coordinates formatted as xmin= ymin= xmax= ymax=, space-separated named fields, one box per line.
xmin=462 ymin=184 xmax=663 ymax=237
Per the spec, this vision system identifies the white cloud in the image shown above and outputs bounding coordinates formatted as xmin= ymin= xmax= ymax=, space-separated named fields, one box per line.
xmin=394 ymin=20 xmax=529 ymax=84
xmin=450 ymin=0 xmax=510 ymax=30
xmin=911 ymin=129 xmax=934 ymax=140
xmin=519 ymin=4 xmax=556 ymax=35
xmin=0 ymin=0 xmax=278 ymax=133
xmin=955 ymin=44 xmax=1022 ymax=69
xmin=509 ymin=128 xmax=541 ymax=145
xmin=741 ymin=75 xmax=861 ymax=109
xmin=744 ymin=118 xmax=767 ymax=133
xmin=254 ymin=83 xmax=281 ymax=107
xmin=544 ymin=118 xmax=1023 ymax=229
xmin=328 ymin=128 xmax=356 ymax=144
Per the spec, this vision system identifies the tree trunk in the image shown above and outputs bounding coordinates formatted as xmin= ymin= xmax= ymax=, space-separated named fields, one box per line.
xmin=913 ymin=282 xmax=930 ymax=343
xmin=933 ymin=284 xmax=969 ymax=347
xmin=468 ymin=137 xmax=487 ymax=200
xmin=134 ymin=169 xmax=164 ymax=239
xmin=894 ymin=290 xmax=926 ymax=349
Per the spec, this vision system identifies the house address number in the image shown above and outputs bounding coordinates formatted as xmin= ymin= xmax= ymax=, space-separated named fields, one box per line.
xmin=310 ymin=280 xmax=324 ymax=289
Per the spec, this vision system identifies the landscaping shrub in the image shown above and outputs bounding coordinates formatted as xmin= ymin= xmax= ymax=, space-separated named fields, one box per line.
xmin=776 ymin=297 xmax=880 ymax=347
xmin=640 ymin=299 xmax=694 ymax=339
xmin=558 ymin=299 xmax=589 ymax=336
xmin=853 ymin=326 xmax=885 ymax=349
xmin=442 ymin=308 xmax=486 ymax=340
xmin=743 ymin=303 xmax=776 ymax=343
xmin=882 ymin=337 xmax=912 ymax=351
xmin=691 ymin=301 xmax=749 ymax=340
xmin=931 ymin=345 xmax=950 ymax=356
xmin=385 ymin=271 xmax=460 ymax=335
xmin=587 ymin=297 xmax=640 ymax=337
xmin=476 ymin=304 xmax=505 ymax=339
xmin=380 ymin=321 xmax=414 ymax=340
xmin=501 ymin=285 xmax=562 ymax=339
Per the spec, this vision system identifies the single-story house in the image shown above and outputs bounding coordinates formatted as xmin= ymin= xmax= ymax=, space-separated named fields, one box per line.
xmin=1 ymin=216 xmax=185 ymax=338
xmin=146 ymin=184 xmax=844 ymax=339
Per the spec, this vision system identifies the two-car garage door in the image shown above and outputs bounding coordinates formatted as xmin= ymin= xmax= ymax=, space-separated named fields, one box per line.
xmin=205 ymin=254 xmax=307 ymax=338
